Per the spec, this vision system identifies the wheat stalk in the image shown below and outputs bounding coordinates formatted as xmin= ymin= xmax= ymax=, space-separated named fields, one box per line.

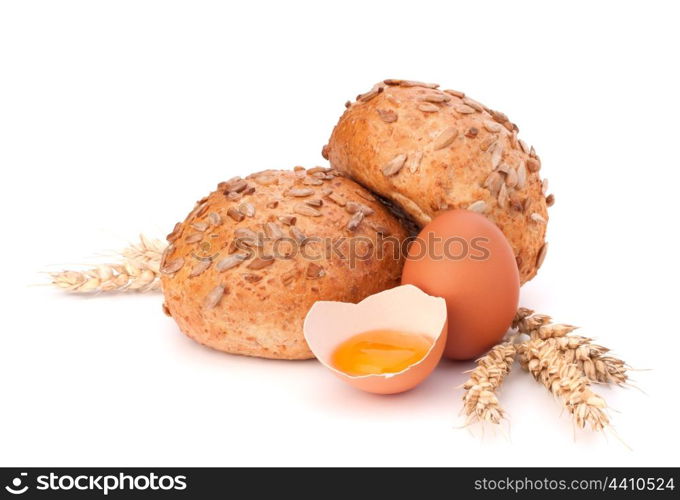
xmin=461 ymin=339 xmax=517 ymax=426
xmin=517 ymin=338 xmax=609 ymax=431
xmin=50 ymin=235 xmax=166 ymax=293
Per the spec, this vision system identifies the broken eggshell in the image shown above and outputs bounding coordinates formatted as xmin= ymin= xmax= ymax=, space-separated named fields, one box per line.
xmin=303 ymin=284 xmax=448 ymax=394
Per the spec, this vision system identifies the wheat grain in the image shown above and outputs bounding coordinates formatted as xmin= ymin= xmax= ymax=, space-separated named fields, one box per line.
xmin=461 ymin=339 xmax=516 ymax=425
xmin=518 ymin=338 xmax=609 ymax=431
xmin=50 ymin=235 xmax=166 ymax=293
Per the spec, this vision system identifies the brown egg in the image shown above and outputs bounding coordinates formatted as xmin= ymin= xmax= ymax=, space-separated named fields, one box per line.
xmin=401 ymin=210 xmax=520 ymax=360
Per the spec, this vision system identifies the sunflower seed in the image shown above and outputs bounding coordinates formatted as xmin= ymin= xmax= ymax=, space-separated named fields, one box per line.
xmin=346 ymin=202 xmax=375 ymax=216
xmin=208 ymin=212 xmax=222 ymax=226
xmin=161 ymin=258 xmax=185 ymax=274
xmin=195 ymin=203 xmax=209 ymax=217
xmin=407 ymin=151 xmax=423 ymax=173
xmin=216 ymin=253 xmax=248 ymax=272
xmin=491 ymin=110 xmax=509 ymax=123
xmin=545 ymin=194 xmax=555 ymax=207
xmin=467 ymin=200 xmax=487 ymax=213
xmin=383 ymin=79 xmax=403 ymax=86
xmin=281 ymin=268 xmax=298 ymax=286
xmin=204 ymin=285 xmax=226 ymax=309
xmin=306 ymin=263 xmax=325 ymax=279
xmin=418 ymin=103 xmax=440 ymax=113
xmin=465 ymin=127 xmax=479 ymax=138
xmin=238 ymin=202 xmax=256 ymax=217
xmin=253 ymin=174 xmax=278 ymax=186
xmin=433 ymin=127 xmax=458 ymax=150
xmin=294 ymin=204 xmax=321 ymax=217
xmin=305 ymin=198 xmax=323 ymax=208
xmin=326 ymin=192 xmax=346 ymax=206
xmin=400 ymin=80 xmax=439 ymax=89
xmin=377 ymin=109 xmax=398 ymax=123
xmin=189 ymin=259 xmax=212 ymax=277
xmin=519 ymin=139 xmax=530 ymax=154
xmin=321 ymin=144 xmax=329 ymax=159
xmin=344 ymin=101 xmax=351 ymax=108
xmin=289 ymin=226 xmax=306 ymax=244
xmin=420 ymin=93 xmax=450 ymax=103
xmin=162 ymin=302 xmax=171 ymax=316
xmin=191 ymin=221 xmax=208 ymax=232
xmin=454 ymin=104 xmax=476 ymax=114
xmin=355 ymin=190 xmax=376 ymax=202
xmin=347 ymin=211 xmax=364 ymax=231
xmin=444 ymin=89 xmax=465 ymax=98
xmin=185 ymin=233 xmax=203 ymax=244
xmin=505 ymin=166 xmax=518 ymax=188
xmin=278 ymin=215 xmax=297 ymax=225
xmin=303 ymin=177 xmax=323 ymax=186
xmin=234 ymin=227 xmax=259 ymax=242
xmin=462 ymin=97 xmax=483 ymax=111
xmin=243 ymin=273 xmax=262 ymax=283
xmin=491 ymin=143 xmax=504 ymax=168
xmin=382 ymin=153 xmax=407 ymax=176
xmin=480 ymin=136 xmax=497 ymax=152
xmin=266 ymin=200 xmax=279 ymax=209
xmin=287 ymin=188 xmax=315 ymax=197
xmin=542 ymin=178 xmax=549 ymax=194
xmin=536 ymin=243 xmax=548 ymax=268
xmin=517 ymin=161 xmax=527 ymax=189
xmin=247 ymin=256 xmax=274 ymax=270
xmin=226 ymin=191 xmax=242 ymax=201
xmin=308 ymin=166 xmax=330 ymax=174
xmin=484 ymin=171 xmax=503 ymax=196
xmin=167 ymin=222 xmax=182 ymax=242
xmin=504 ymin=121 xmax=515 ymax=132
xmin=227 ymin=207 xmax=245 ymax=222
xmin=526 ymin=158 xmax=540 ymax=172
xmin=483 ymin=120 xmax=502 ymax=133
xmin=357 ymin=85 xmax=383 ymax=102
xmin=530 ymin=146 xmax=537 ymax=158
xmin=531 ymin=213 xmax=547 ymax=223
xmin=263 ymin=222 xmax=284 ymax=240
xmin=227 ymin=179 xmax=247 ymax=193
xmin=497 ymin=183 xmax=509 ymax=209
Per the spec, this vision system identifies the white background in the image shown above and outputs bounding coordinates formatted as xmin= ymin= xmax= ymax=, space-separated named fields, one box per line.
xmin=1 ymin=0 xmax=679 ymax=467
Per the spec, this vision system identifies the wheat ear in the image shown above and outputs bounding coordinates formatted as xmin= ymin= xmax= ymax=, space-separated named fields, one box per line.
xmin=517 ymin=339 xmax=609 ymax=431
xmin=50 ymin=235 xmax=166 ymax=293
xmin=461 ymin=339 xmax=517 ymax=425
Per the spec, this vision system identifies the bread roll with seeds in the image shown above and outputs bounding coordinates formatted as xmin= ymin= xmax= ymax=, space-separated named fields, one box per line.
xmin=323 ymin=79 xmax=550 ymax=283
xmin=160 ymin=168 xmax=407 ymax=360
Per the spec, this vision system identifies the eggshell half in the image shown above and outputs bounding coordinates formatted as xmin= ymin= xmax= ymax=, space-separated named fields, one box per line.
xmin=303 ymin=284 xmax=448 ymax=394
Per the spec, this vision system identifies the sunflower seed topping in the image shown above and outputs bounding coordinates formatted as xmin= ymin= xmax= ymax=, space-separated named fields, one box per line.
xmin=400 ymin=80 xmax=439 ymax=89
xmin=465 ymin=127 xmax=479 ymax=138
xmin=530 ymin=146 xmax=537 ymax=158
xmin=278 ymin=215 xmax=297 ymax=225
xmin=185 ymin=233 xmax=203 ymax=244
xmin=287 ymin=188 xmax=315 ymax=197
xmin=505 ymin=166 xmax=518 ymax=188
xmin=542 ymin=178 xmax=549 ymax=194
xmin=517 ymin=161 xmax=527 ymax=189
xmin=545 ymin=194 xmax=555 ymax=207
xmin=491 ymin=143 xmax=504 ymax=168
xmin=526 ymin=158 xmax=541 ymax=172
xmin=418 ymin=103 xmax=440 ymax=113
xmin=247 ymin=256 xmax=274 ymax=270
xmin=166 ymin=222 xmax=182 ymax=242
xmin=433 ymin=127 xmax=458 ymax=150
xmin=346 ymin=211 xmax=364 ymax=231
xmin=467 ymin=200 xmax=487 ymax=213
xmin=189 ymin=259 xmax=212 ymax=277
xmin=480 ymin=136 xmax=497 ymax=152
xmin=326 ymin=192 xmax=346 ymax=206
xmin=531 ymin=213 xmax=547 ymax=224
xmin=208 ymin=212 xmax=222 ymax=226
xmin=216 ymin=253 xmax=248 ymax=272
xmin=264 ymin=222 xmax=284 ymax=240
xmin=454 ymin=104 xmax=476 ymax=114
xmin=294 ymin=204 xmax=321 ymax=217
xmin=420 ymin=93 xmax=450 ymax=103
xmin=289 ymin=226 xmax=306 ymax=244
xmin=191 ymin=221 xmax=208 ymax=232
xmin=204 ymin=285 xmax=226 ymax=310
xmin=306 ymin=263 xmax=325 ymax=279
xmin=491 ymin=110 xmax=509 ymax=123
xmin=444 ymin=89 xmax=465 ymax=98
xmin=345 ymin=202 xmax=375 ymax=216
xmin=227 ymin=207 xmax=245 ymax=222
xmin=377 ymin=109 xmax=398 ymax=123
xmin=484 ymin=171 xmax=503 ymax=196
xmin=519 ymin=139 xmax=530 ymax=154
xmin=462 ymin=97 xmax=483 ymax=111
xmin=281 ymin=268 xmax=298 ymax=286
xmin=238 ymin=202 xmax=256 ymax=217
xmin=243 ymin=273 xmax=262 ymax=283
xmin=303 ymin=177 xmax=323 ymax=186
xmin=266 ymin=200 xmax=279 ymax=209
xmin=161 ymin=258 xmax=185 ymax=275
xmin=305 ymin=198 xmax=323 ymax=208
xmin=497 ymin=183 xmax=509 ymax=209
xmin=407 ymin=151 xmax=423 ymax=173
xmin=483 ymin=120 xmax=503 ymax=133
xmin=382 ymin=153 xmax=407 ymax=176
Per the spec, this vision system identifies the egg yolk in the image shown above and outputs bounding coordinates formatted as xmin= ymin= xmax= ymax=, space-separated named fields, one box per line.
xmin=331 ymin=330 xmax=432 ymax=376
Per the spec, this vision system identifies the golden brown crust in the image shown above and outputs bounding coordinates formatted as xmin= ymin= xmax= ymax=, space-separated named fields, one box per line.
xmin=324 ymin=80 xmax=550 ymax=283
xmin=160 ymin=168 xmax=407 ymax=360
